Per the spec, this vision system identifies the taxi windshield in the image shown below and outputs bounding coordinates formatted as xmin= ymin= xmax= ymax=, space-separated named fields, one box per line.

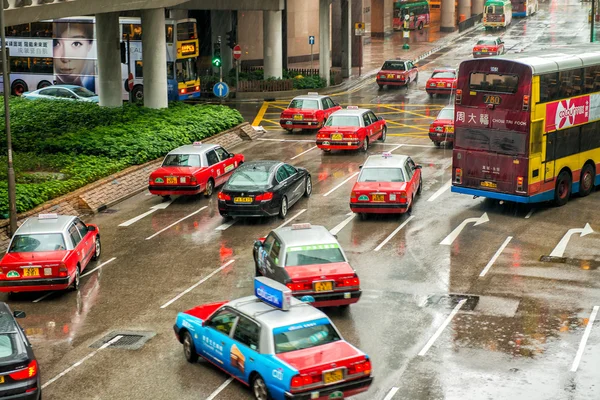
xmin=477 ymin=39 xmax=497 ymax=46
xmin=437 ymin=108 xmax=454 ymax=120
xmin=288 ymin=99 xmax=319 ymax=110
xmin=358 ymin=168 xmax=405 ymax=182
xmin=9 ymin=233 xmax=66 ymax=252
xmin=285 ymin=244 xmax=345 ymax=267
xmin=382 ymin=61 xmax=405 ymax=70
xmin=162 ymin=154 xmax=201 ymax=167
xmin=325 ymin=116 xmax=360 ymax=127
xmin=274 ymin=322 xmax=341 ymax=353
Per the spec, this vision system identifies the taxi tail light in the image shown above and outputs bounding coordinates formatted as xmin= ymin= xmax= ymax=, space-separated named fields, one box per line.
xmin=286 ymin=281 xmax=311 ymax=292
xmin=455 ymin=89 xmax=462 ymax=104
xmin=348 ymin=359 xmax=372 ymax=376
xmin=337 ymin=275 xmax=360 ymax=288
xmin=58 ymin=263 xmax=68 ymax=278
xmin=190 ymin=175 xmax=197 ymax=184
xmin=10 ymin=360 xmax=38 ymax=380
xmin=218 ymin=192 xmax=231 ymax=201
xmin=517 ymin=176 xmax=524 ymax=191
xmin=455 ymin=168 xmax=463 ymax=184
xmin=350 ymin=191 xmax=357 ymax=202
xmin=399 ymin=192 xmax=408 ymax=204
xmin=291 ymin=373 xmax=321 ymax=391
xmin=255 ymin=192 xmax=274 ymax=201
xmin=522 ymin=95 xmax=529 ymax=111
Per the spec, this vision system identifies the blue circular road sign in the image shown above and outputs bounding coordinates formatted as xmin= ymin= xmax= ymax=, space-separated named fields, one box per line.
xmin=213 ymin=82 xmax=230 ymax=98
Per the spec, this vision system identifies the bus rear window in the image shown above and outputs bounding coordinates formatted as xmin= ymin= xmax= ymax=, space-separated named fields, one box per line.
xmin=469 ymin=72 xmax=519 ymax=94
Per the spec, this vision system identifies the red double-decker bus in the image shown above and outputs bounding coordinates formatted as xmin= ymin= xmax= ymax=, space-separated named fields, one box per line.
xmin=452 ymin=47 xmax=600 ymax=206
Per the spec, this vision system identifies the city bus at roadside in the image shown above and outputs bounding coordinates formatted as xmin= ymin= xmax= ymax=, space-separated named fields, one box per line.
xmin=451 ymin=48 xmax=600 ymax=206
xmin=483 ymin=0 xmax=512 ymax=29
xmin=511 ymin=0 xmax=538 ymax=17
xmin=393 ymin=1 xmax=430 ymax=30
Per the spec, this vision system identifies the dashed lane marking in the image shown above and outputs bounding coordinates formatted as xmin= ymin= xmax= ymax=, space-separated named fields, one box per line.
xmin=479 ymin=237 xmax=513 ymax=278
xmin=291 ymin=146 xmax=318 ymax=160
xmin=418 ymin=299 xmax=467 ymax=356
xmin=323 ymin=172 xmax=360 ymax=197
xmin=427 ymin=181 xmax=452 ymax=202
xmin=206 ymin=378 xmax=234 ymax=400
xmin=374 ymin=216 xmax=414 ymax=252
xmin=571 ymin=306 xmax=599 ymax=372
xmin=146 ymin=206 xmax=208 ymax=240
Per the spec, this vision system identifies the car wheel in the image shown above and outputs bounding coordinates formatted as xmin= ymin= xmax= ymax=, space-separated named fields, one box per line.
xmin=252 ymin=375 xmax=271 ymax=400
xmin=278 ymin=197 xmax=288 ymax=219
xmin=417 ymin=21 xmax=424 ymax=30
xmin=220 ymin=213 xmax=232 ymax=221
xmin=285 ymin=128 xmax=293 ymax=133
xmin=304 ymin=176 xmax=312 ymax=198
xmin=554 ymin=170 xmax=571 ymax=207
xmin=11 ymin=80 xmax=28 ymax=96
xmin=428 ymin=92 xmax=434 ymax=98
xmin=92 ymin=237 xmax=101 ymax=261
xmin=322 ymin=149 xmax=331 ymax=154
xmin=204 ymin=179 xmax=215 ymax=198
xmin=71 ymin=266 xmax=80 ymax=291
xmin=37 ymin=80 xmax=52 ymax=90
xmin=131 ymin=85 xmax=144 ymax=103
xmin=579 ymin=164 xmax=595 ymax=197
xmin=417 ymin=176 xmax=423 ymax=195
xmin=359 ymin=213 xmax=368 ymax=220
xmin=405 ymin=78 xmax=410 ymax=88
xmin=380 ymin=126 xmax=387 ymax=142
xmin=361 ymin=137 xmax=369 ymax=152
xmin=434 ymin=141 xmax=441 ymax=147
xmin=378 ymin=84 xmax=384 ymax=90
xmin=182 ymin=331 xmax=199 ymax=363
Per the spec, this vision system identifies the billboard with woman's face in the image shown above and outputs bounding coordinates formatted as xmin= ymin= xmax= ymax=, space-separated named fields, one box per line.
xmin=53 ymin=22 xmax=97 ymax=91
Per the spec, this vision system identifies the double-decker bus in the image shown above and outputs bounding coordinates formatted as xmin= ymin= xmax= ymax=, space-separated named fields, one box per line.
xmin=451 ymin=47 xmax=600 ymax=206
xmin=510 ymin=0 xmax=538 ymax=17
xmin=393 ymin=1 xmax=430 ymax=31
xmin=2 ymin=16 xmax=200 ymax=101
xmin=483 ymin=0 xmax=512 ymax=29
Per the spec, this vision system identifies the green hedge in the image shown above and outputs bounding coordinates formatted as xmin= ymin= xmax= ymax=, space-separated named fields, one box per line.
xmin=0 ymin=98 xmax=244 ymax=215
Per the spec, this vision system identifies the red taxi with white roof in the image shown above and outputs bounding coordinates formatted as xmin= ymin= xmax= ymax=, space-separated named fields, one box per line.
xmin=148 ymin=142 xmax=244 ymax=198
xmin=0 ymin=214 xmax=100 ymax=293
xmin=473 ymin=36 xmax=505 ymax=58
xmin=279 ymin=93 xmax=342 ymax=132
xmin=426 ymin=68 xmax=457 ymax=97
xmin=316 ymin=106 xmax=387 ymax=153
xmin=350 ymin=152 xmax=422 ymax=217
xmin=253 ymin=223 xmax=361 ymax=308
xmin=376 ymin=59 xmax=418 ymax=89
xmin=429 ymin=105 xmax=455 ymax=147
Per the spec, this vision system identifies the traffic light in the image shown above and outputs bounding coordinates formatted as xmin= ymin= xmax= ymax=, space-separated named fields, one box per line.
xmin=212 ymin=42 xmax=222 ymax=67
xmin=226 ymin=30 xmax=236 ymax=49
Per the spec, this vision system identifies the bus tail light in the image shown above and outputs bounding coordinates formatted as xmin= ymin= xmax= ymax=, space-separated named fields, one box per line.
xmin=455 ymin=168 xmax=463 ymax=184
xmin=501 ymin=15 xmax=505 ymax=22
xmin=456 ymin=89 xmax=462 ymax=104
xmin=517 ymin=176 xmax=524 ymax=191
xmin=522 ymin=95 xmax=529 ymax=111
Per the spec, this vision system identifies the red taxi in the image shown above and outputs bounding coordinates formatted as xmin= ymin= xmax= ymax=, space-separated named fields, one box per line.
xmin=473 ymin=36 xmax=505 ymax=58
xmin=279 ymin=93 xmax=342 ymax=132
xmin=429 ymin=105 xmax=455 ymax=147
xmin=316 ymin=106 xmax=387 ymax=153
xmin=426 ymin=68 xmax=457 ymax=97
xmin=253 ymin=224 xmax=361 ymax=308
xmin=149 ymin=142 xmax=244 ymax=198
xmin=0 ymin=214 xmax=101 ymax=293
xmin=376 ymin=59 xmax=418 ymax=89
xmin=350 ymin=152 xmax=422 ymax=217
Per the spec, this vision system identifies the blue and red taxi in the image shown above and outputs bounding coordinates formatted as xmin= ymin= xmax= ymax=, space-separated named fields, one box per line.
xmin=472 ymin=36 xmax=505 ymax=58
xmin=425 ymin=68 xmax=457 ymax=97
xmin=0 ymin=214 xmax=101 ymax=293
xmin=350 ymin=152 xmax=422 ymax=217
xmin=316 ymin=107 xmax=387 ymax=153
xmin=148 ymin=142 xmax=244 ymax=198
xmin=253 ymin=223 xmax=361 ymax=308
xmin=279 ymin=93 xmax=342 ymax=132
xmin=173 ymin=277 xmax=373 ymax=400
xmin=429 ymin=105 xmax=455 ymax=147
xmin=376 ymin=59 xmax=418 ymax=89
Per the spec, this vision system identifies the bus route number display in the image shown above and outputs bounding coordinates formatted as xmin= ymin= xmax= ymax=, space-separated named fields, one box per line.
xmin=180 ymin=42 xmax=197 ymax=56
xmin=483 ymin=94 xmax=501 ymax=105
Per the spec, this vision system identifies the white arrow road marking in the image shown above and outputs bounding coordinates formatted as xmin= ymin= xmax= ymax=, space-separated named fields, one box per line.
xmin=571 ymin=306 xmax=599 ymax=372
xmin=549 ymin=223 xmax=594 ymax=257
xmin=419 ymin=299 xmax=467 ymax=356
xmin=206 ymin=377 xmax=234 ymax=400
xmin=146 ymin=206 xmax=207 ymax=240
xmin=479 ymin=237 xmax=512 ymax=277
xmin=375 ymin=216 xmax=414 ymax=251
xmin=215 ymin=220 xmax=237 ymax=231
xmin=323 ymin=172 xmax=360 ymax=197
xmin=119 ymin=200 xmax=173 ymax=227
xmin=440 ymin=213 xmax=489 ymax=245
xmin=291 ymin=145 xmax=317 ymax=160
xmin=427 ymin=180 xmax=452 ymax=202
xmin=330 ymin=212 xmax=356 ymax=236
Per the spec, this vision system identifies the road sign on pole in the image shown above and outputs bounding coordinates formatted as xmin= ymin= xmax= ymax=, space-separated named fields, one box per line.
xmin=233 ymin=44 xmax=242 ymax=60
xmin=213 ymin=82 xmax=230 ymax=98
xmin=309 ymin=35 xmax=315 ymax=45
xmin=127 ymin=73 xmax=134 ymax=91
xmin=309 ymin=36 xmax=315 ymax=71
xmin=354 ymin=22 xmax=365 ymax=36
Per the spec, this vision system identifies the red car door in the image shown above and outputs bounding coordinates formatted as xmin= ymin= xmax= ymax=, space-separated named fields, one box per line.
xmin=74 ymin=219 xmax=94 ymax=268
xmin=214 ymin=146 xmax=235 ymax=185
xmin=362 ymin=114 xmax=375 ymax=141
xmin=323 ymin=97 xmax=341 ymax=119
xmin=367 ymin=111 xmax=383 ymax=139
xmin=205 ymin=149 xmax=223 ymax=186
xmin=67 ymin=223 xmax=89 ymax=273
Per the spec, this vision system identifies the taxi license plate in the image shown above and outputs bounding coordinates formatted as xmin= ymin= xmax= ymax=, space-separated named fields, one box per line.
xmin=0 ymin=376 xmax=4 ymax=384
xmin=445 ymin=125 xmax=454 ymax=133
xmin=437 ymin=82 xmax=445 ymax=87
xmin=482 ymin=49 xmax=488 ymax=52
xmin=372 ymin=194 xmax=385 ymax=202
xmin=480 ymin=181 xmax=497 ymax=188
xmin=314 ymin=281 xmax=333 ymax=292
xmin=332 ymin=133 xmax=343 ymax=141
xmin=387 ymin=74 xmax=395 ymax=79
xmin=323 ymin=369 xmax=344 ymax=385
xmin=293 ymin=114 xmax=303 ymax=120
xmin=23 ymin=268 xmax=39 ymax=277
xmin=166 ymin=177 xmax=178 ymax=184
xmin=234 ymin=197 xmax=253 ymax=204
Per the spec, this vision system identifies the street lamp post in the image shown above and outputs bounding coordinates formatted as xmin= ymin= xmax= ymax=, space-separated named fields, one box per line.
xmin=0 ymin=5 xmax=17 ymax=236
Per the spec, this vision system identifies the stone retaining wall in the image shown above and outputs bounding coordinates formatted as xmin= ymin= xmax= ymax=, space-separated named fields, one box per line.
xmin=0 ymin=122 xmax=258 ymax=251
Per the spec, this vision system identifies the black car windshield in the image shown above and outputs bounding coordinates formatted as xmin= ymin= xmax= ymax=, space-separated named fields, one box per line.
xmin=358 ymin=168 xmax=405 ymax=182
xmin=228 ymin=167 xmax=271 ymax=187
xmin=437 ymin=108 xmax=454 ymax=120
xmin=285 ymin=244 xmax=345 ymax=267
xmin=432 ymin=71 xmax=455 ymax=79
xmin=325 ymin=116 xmax=360 ymax=127
xmin=274 ymin=322 xmax=341 ymax=353
xmin=382 ymin=61 xmax=405 ymax=70
xmin=288 ymin=99 xmax=319 ymax=110
xmin=71 ymin=87 xmax=96 ymax=98
xmin=162 ymin=154 xmax=201 ymax=167
xmin=0 ymin=334 xmax=16 ymax=359
xmin=9 ymin=233 xmax=66 ymax=252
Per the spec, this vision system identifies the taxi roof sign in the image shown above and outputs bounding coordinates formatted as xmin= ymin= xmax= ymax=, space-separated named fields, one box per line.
xmin=291 ymin=223 xmax=311 ymax=230
xmin=193 ymin=141 xmax=203 ymax=146
xmin=254 ymin=277 xmax=292 ymax=311
xmin=382 ymin=151 xmax=392 ymax=158
xmin=38 ymin=213 xmax=58 ymax=219
xmin=307 ymin=92 xmax=319 ymax=95
xmin=347 ymin=106 xmax=359 ymax=109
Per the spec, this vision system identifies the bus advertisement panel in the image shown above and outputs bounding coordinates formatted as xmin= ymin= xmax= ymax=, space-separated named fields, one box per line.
xmin=451 ymin=49 xmax=600 ymax=206
xmin=393 ymin=1 xmax=430 ymax=31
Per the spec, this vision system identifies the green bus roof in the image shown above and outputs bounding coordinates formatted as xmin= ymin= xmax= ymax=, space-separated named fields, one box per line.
xmin=394 ymin=0 xmax=428 ymax=7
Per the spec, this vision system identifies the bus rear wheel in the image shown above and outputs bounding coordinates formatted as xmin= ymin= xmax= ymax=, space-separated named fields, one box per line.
xmin=554 ymin=170 xmax=571 ymax=207
xmin=37 ymin=80 xmax=52 ymax=90
xmin=11 ymin=80 xmax=28 ymax=96
xmin=578 ymin=163 xmax=596 ymax=197
xmin=131 ymin=85 xmax=144 ymax=103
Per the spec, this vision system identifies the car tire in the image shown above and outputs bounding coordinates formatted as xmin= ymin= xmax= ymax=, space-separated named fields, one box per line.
xmin=378 ymin=84 xmax=384 ymax=90
xmin=417 ymin=176 xmax=423 ymax=195
xmin=182 ymin=331 xmax=199 ymax=363
xmin=11 ymin=80 xmax=28 ymax=96
xmin=278 ymin=196 xmax=288 ymax=219
xmin=379 ymin=126 xmax=387 ymax=142
xmin=554 ymin=170 xmax=571 ymax=207
xmin=434 ymin=141 xmax=441 ymax=147
xmin=578 ymin=163 xmax=595 ymax=197
xmin=252 ymin=375 xmax=271 ymax=400
xmin=322 ymin=149 xmax=331 ymax=154
xmin=428 ymin=92 xmax=434 ymax=98
xmin=285 ymin=128 xmax=293 ymax=133
xmin=304 ymin=176 xmax=312 ymax=198
xmin=359 ymin=213 xmax=368 ymax=221
xmin=37 ymin=80 xmax=52 ymax=90
xmin=71 ymin=266 xmax=80 ymax=291
xmin=204 ymin=179 xmax=215 ymax=198
xmin=131 ymin=85 xmax=144 ymax=103
xmin=361 ymin=137 xmax=369 ymax=152
xmin=417 ymin=21 xmax=424 ymax=30
xmin=91 ymin=236 xmax=101 ymax=261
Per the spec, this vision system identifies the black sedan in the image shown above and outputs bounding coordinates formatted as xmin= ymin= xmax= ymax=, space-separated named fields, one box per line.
xmin=0 ymin=303 xmax=40 ymax=400
xmin=217 ymin=160 xmax=312 ymax=219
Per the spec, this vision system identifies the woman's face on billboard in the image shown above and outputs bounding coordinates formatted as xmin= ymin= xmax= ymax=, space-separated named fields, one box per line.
xmin=53 ymin=25 xmax=93 ymax=76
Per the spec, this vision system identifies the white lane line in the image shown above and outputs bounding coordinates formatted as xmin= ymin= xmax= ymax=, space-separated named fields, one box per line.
xmin=274 ymin=209 xmax=307 ymax=231
xmin=427 ymin=180 xmax=452 ymax=202
xmin=383 ymin=387 xmax=400 ymax=400
xmin=374 ymin=216 xmax=414 ymax=252
xmin=330 ymin=212 xmax=356 ymax=236
xmin=257 ymin=138 xmax=315 ymax=143
xmin=381 ymin=143 xmax=434 ymax=148
xmin=570 ymin=305 xmax=599 ymax=372
xmin=42 ymin=335 xmax=123 ymax=389
xmin=291 ymin=145 xmax=317 ymax=160
xmin=119 ymin=200 xmax=173 ymax=227
xmin=32 ymin=292 xmax=54 ymax=303
xmin=525 ymin=209 xmax=534 ymax=219
xmin=160 ymin=260 xmax=235 ymax=309
xmin=388 ymin=144 xmax=404 ymax=153
xmin=418 ymin=299 xmax=467 ymax=356
xmin=215 ymin=220 xmax=237 ymax=231
xmin=323 ymin=172 xmax=360 ymax=197
xmin=81 ymin=257 xmax=117 ymax=278
xmin=146 ymin=206 xmax=207 ymax=240
xmin=206 ymin=377 xmax=234 ymax=400
xmin=479 ymin=237 xmax=512 ymax=277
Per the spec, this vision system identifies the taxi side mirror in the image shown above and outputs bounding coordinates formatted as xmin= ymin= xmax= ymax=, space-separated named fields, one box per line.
xmin=377 ymin=116 xmax=384 ymax=121
xmin=87 ymin=226 xmax=97 ymax=232
xmin=228 ymin=153 xmax=234 ymax=158
xmin=254 ymin=240 xmax=263 ymax=248
xmin=414 ymin=165 xmax=422 ymax=170
xmin=359 ymin=165 xmax=363 ymax=169
xmin=13 ymin=311 xmax=26 ymax=319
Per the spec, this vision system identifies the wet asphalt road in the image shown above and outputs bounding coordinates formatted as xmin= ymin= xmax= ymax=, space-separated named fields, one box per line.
xmin=7 ymin=1 xmax=600 ymax=399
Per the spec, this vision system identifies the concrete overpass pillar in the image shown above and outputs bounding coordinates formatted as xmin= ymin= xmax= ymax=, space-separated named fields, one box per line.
xmin=459 ymin=0 xmax=472 ymax=20
xmin=319 ymin=0 xmax=331 ymax=86
xmin=341 ymin=0 xmax=352 ymax=78
xmin=141 ymin=8 xmax=168 ymax=109
xmin=472 ymin=0 xmax=484 ymax=15
xmin=263 ymin=10 xmax=283 ymax=79
xmin=96 ymin=12 xmax=122 ymax=107
xmin=440 ymin=0 xmax=456 ymax=32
